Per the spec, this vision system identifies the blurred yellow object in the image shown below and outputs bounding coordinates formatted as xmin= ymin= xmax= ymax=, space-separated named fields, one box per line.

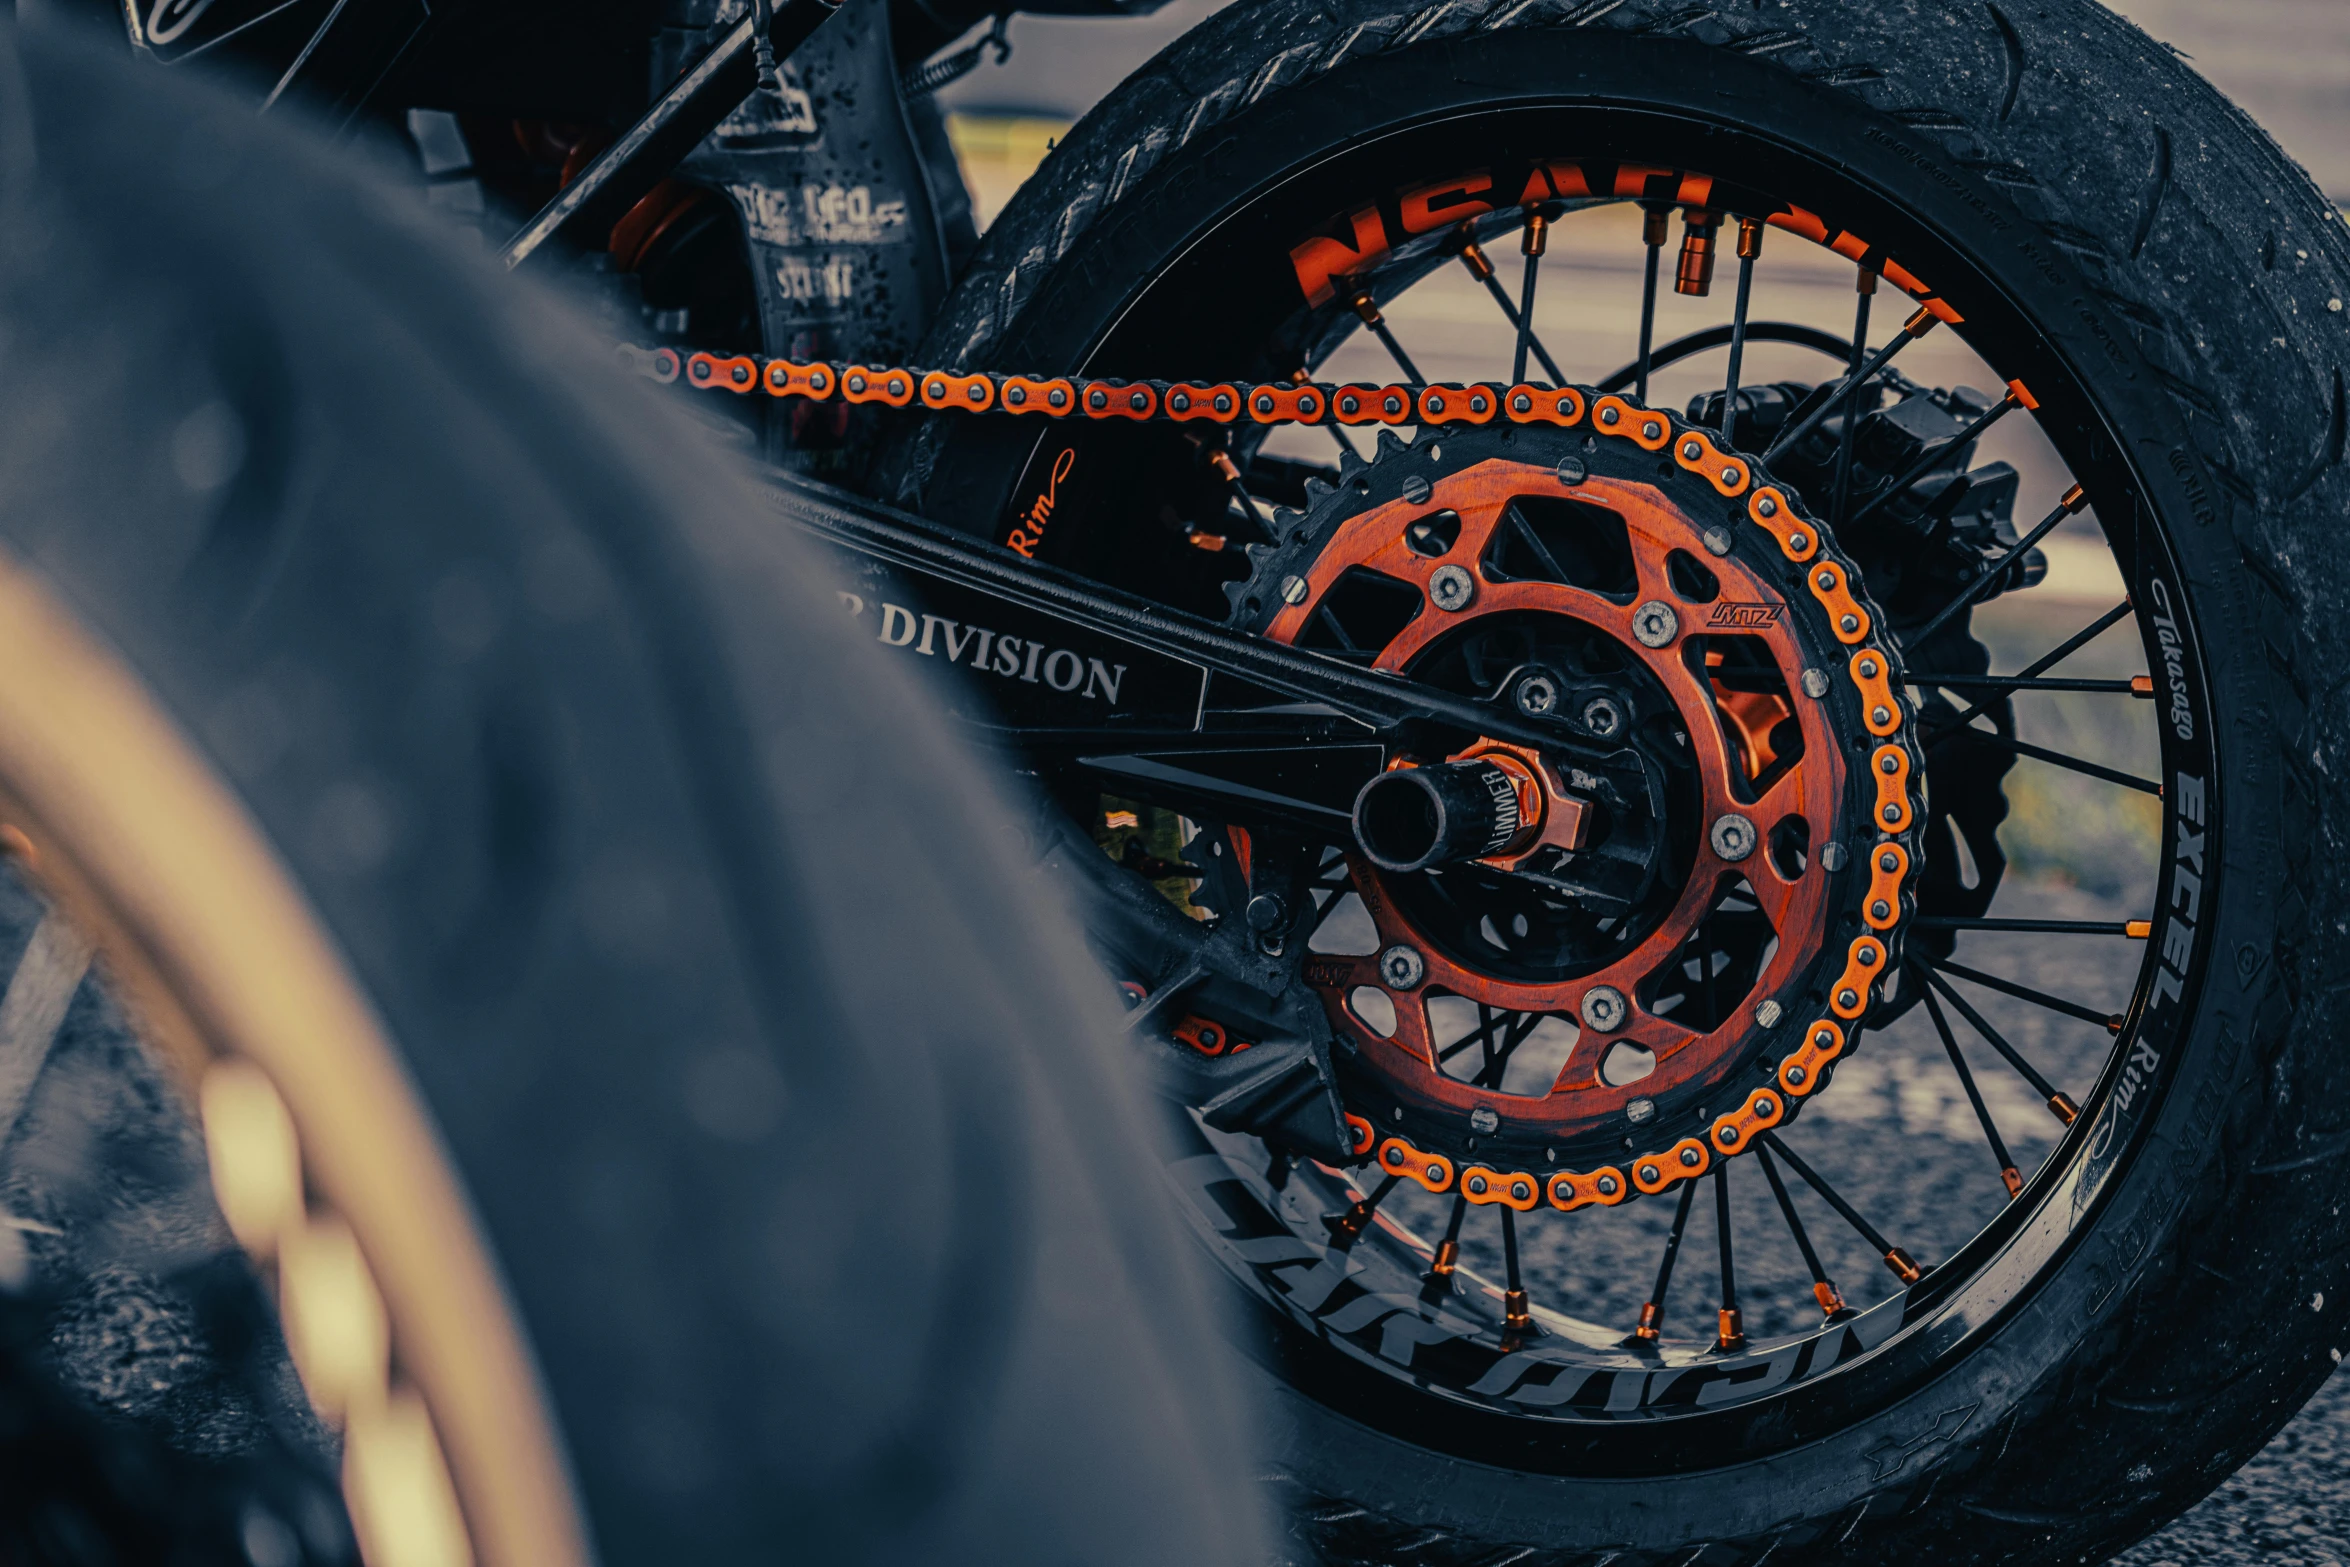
xmin=280 ymin=1214 xmax=391 ymax=1427
xmin=346 ymin=1389 xmax=476 ymax=1567
xmin=202 ymin=1059 xmax=303 ymax=1261
xmin=945 ymin=113 xmax=1071 ymax=230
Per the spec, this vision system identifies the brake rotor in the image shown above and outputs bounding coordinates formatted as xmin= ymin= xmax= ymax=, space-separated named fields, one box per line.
xmin=1230 ymin=415 xmax=1924 ymax=1208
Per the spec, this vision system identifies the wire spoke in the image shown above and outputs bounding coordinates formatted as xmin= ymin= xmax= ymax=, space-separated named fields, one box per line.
xmin=1472 ymin=1011 xmax=1546 ymax=1090
xmin=1928 ymin=955 xmax=2123 ymax=1033
xmin=1499 ymin=1205 xmax=1534 ymax=1340
xmin=1827 ymin=267 xmax=1875 ymax=528
xmin=1418 ymin=1195 xmax=1470 ymax=1301
xmin=1596 ymin=322 xmax=1852 ymax=394
xmin=1713 ymin=1163 xmax=1745 ymax=1351
xmin=1762 ymin=303 xmax=1942 ymax=463
xmin=1345 ymin=285 xmax=1424 ymax=386
xmin=1910 ymin=672 xmax=2143 ymax=695
xmin=1757 ymin=1132 xmax=1923 ymax=1283
xmin=1756 ymin=1142 xmax=1848 ymax=1318
xmin=1912 ymin=916 xmax=2145 ymax=938
xmin=1920 ymin=984 xmax=2024 ymax=1198
xmin=1933 ymin=726 xmax=2162 ymax=794
xmin=1924 ymin=600 xmax=2136 ymax=740
xmin=1635 ymin=204 xmax=1667 ymax=405
xmin=1720 ymin=218 xmax=1761 ymax=450
xmin=1847 ymin=385 xmax=2026 ymax=529
xmin=1452 ymin=230 xmax=1568 ymax=385
xmin=1909 ymin=484 xmax=2093 ymax=650
xmin=1917 ymin=965 xmax=2081 ymax=1125
xmin=1325 ymin=1171 xmax=1403 ymax=1246
xmin=1513 ymin=208 xmax=1551 ymax=386
xmin=1633 ymin=1178 xmax=1698 ymax=1341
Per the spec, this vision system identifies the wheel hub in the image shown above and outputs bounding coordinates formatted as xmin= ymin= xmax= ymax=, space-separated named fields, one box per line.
xmin=1231 ymin=420 xmax=1925 ymax=1201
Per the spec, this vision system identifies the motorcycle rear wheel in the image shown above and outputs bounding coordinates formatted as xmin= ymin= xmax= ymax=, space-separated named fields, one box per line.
xmin=881 ymin=1 xmax=2350 ymax=1560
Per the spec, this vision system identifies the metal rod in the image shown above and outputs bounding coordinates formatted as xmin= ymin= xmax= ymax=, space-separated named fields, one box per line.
xmin=1635 ymin=205 xmax=1667 ymax=405
xmin=1909 ymin=485 xmax=2092 ymax=650
xmin=1847 ymin=389 xmax=2023 ymax=529
xmin=1757 ymin=1142 xmax=1845 ymax=1317
xmin=1758 ymin=1132 xmax=1921 ymax=1282
xmin=1721 ymin=218 xmax=1761 ymax=449
xmin=1514 ymin=210 xmax=1548 ymax=386
xmin=1633 ymin=1179 xmax=1699 ymax=1340
xmin=1927 ymin=600 xmax=2135 ymax=739
xmin=1928 ymin=956 xmax=2122 ymax=1032
xmin=504 ymin=0 xmax=843 ymax=268
xmin=1922 ymin=985 xmax=2024 ymax=1198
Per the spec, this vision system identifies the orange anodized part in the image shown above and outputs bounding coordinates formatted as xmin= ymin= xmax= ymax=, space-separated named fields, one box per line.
xmin=1829 ymin=935 xmax=1887 ymax=1020
xmin=1863 ymin=841 xmax=1909 ymax=931
xmin=1806 ymin=560 xmax=1873 ymax=644
xmin=1630 ymin=1138 xmax=1711 ymax=1195
xmin=919 ymin=371 xmax=996 ymax=412
xmin=1453 ymin=738 xmax=1592 ymax=867
xmin=1417 ymin=384 xmax=1502 ymax=425
xmin=1172 ymin=1014 xmax=1246 ymax=1056
xmin=1345 ymin=1113 xmax=1376 ymax=1158
xmin=998 ymin=375 xmax=1078 ymax=416
xmin=1708 ymin=1086 xmax=1787 ymax=1154
xmin=1848 ymin=647 xmax=1903 ymax=737
xmin=1375 ymin=1135 xmax=1456 ymax=1193
xmin=1670 ymin=426 xmax=1751 ymax=497
xmin=1165 ymin=383 xmax=1244 ymax=422
xmin=686 ymin=352 xmax=760 ymax=393
xmin=763 ymin=358 xmax=834 ymax=398
xmin=1813 ymin=1279 xmax=1847 ymax=1317
xmin=1871 ymin=744 xmax=1914 ymax=832
xmin=842 ymin=365 xmax=917 ymax=406
xmin=1459 ymin=1166 xmax=1541 ymax=1210
xmin=1503 ymin=385 xmax=1586 ymax=425
xmin=1247 ymin=383 xmax=1328 ymax=424
xmin=1778 ymin=1018 xmax=1846 ymax=1097
xmin=1747 ymin=486 xmax=1818 ymax=562
xmin=1082 ymin=380 xmax=1158 ymax=420
xmin=1332 ymin=384 xmax=1415 ymax=424
xmin=1591 ymin=395 xmax=1674 ymax=450
xmin=1548 ymin=1166 xmax=1630 ymax=1211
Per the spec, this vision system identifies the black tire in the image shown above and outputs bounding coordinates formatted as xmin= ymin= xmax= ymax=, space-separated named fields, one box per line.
xmin=0 ymin=21 xmax=1270 ymax=1565
xmin=877 ymin=1 xmax=2350 ymax=1561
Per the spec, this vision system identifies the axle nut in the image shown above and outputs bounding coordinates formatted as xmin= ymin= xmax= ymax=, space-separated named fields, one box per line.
xmin=1379 ymin=944 xmax=1427 ymax=990
xmin=1631 ymin=600 xmax=1680 ymax=648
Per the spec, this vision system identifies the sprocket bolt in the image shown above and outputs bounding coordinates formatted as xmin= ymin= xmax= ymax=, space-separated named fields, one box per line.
xmin=1710 ymin=813 xmax=1758 ymax=861
xmin=1631 ymin=600 xmax=1679 ymax=648
xmin=1801 ymin=668 xmax=1831 ymax=698
xmin=1280 ymin=574 xmax=1309 ymax=605
xmin=1379 ymin=944 xmax=1426 ymax=990
xmin=1514 ymin=672 xmax=1560 ymax=716
xmin=1402 ymin=474 xmax=1433 ymax=504
xmin=1702 ymin=525 xmax=1734 ymax=556
xmin=1428 ymin=564 xmax=1476 ymax=612
xmin=1555 ymin=455 xmax=1587 ymax=485
xmin=1818 ymin=843 xmax=1849 ymax=872
xmin=1581 ymin=985 xmax=1627 ymax=1032
xmin=1246 ymin=893 xmax=1290 ymax=932
xmin=1470 ymin=1107 xmax=1500 ymax=1134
